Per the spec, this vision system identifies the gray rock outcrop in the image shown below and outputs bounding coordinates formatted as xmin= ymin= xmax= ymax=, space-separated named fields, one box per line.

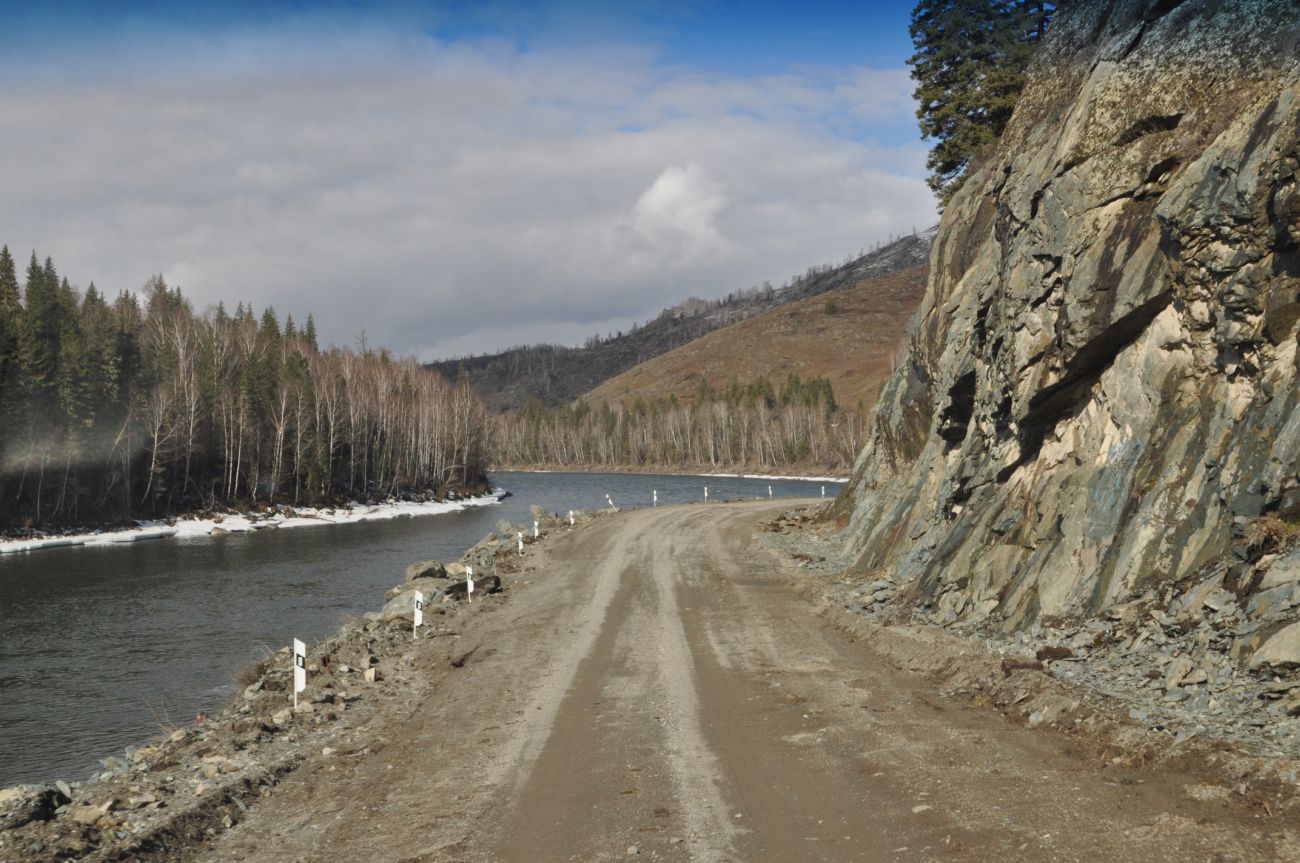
xmin=837 ymin=0 xmax=1300 ymax=632
xmin=405 ymin=560 xmax=446 ymax=582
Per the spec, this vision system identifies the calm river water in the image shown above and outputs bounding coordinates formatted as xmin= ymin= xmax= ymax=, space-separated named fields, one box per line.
xmin=0 ymin=471 xmax=839 ymax=787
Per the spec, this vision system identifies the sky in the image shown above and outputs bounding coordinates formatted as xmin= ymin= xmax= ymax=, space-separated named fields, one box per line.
xmin=0 ymin=1 xmax=936 ymax=360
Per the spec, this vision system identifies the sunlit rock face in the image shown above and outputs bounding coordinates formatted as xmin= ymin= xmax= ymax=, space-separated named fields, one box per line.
xmin=837 ymin=0 xmax=1300 ymax=629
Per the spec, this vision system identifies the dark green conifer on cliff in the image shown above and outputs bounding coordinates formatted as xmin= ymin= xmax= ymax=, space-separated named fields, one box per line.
xmin=909 ymin=0 xmax=1054 ymax=202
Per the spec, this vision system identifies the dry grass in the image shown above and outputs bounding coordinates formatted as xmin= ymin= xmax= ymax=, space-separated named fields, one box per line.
xmin=587 ymin=265 xmax=928 ymax=411
xmin=1243 ymin=516 xmax=1298 ymax=551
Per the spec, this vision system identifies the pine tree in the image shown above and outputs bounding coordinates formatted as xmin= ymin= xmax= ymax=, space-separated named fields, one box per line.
xmin=908 ymin=0 xmax=1054 ymax=202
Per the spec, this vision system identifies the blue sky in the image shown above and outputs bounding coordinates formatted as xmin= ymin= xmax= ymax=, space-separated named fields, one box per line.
xmin=0 ymin=0 xmax=933 ymax=358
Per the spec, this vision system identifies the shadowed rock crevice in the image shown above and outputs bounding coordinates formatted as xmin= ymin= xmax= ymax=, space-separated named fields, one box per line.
xmin=1143 ymin=0 xmax=1190 ymax=24
xmin=1020 ymin=289 xmax=1173 ymax=459
xmin=938 ymin=370 xmax=977 ymax=447
xmin=1114 ymin=113 xmax=1183 ymax=147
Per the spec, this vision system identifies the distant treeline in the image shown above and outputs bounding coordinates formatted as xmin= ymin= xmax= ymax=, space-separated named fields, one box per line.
xmin=0 ymin=247 xmax=489 ymax=529
xmin=493 ymin=374 xmax=867 ymax=473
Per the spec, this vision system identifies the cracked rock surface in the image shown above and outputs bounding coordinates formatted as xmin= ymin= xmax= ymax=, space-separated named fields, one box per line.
xmin=834 ymin=0 xmax=1300 ymax=651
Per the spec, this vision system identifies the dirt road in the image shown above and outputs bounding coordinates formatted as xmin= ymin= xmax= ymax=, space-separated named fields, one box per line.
xmin=198 ymin=501 xmax=1297 ymax=862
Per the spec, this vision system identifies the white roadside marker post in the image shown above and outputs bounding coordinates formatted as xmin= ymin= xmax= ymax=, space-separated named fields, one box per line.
xmin=413 ymin=590 xmax=424 ymax=638
xmin=569 ymin=510 xmax=575 ymax=526
xmin=704 ymin=485 xmax=709 ymax=502
xmin=768 ymin=484 xmax=773 ymax=499
xmin=606 ymin=493 xmax=615 ymax=510
xmin=467 ymin=565 xmax=475 ymax=603
xmin=653 ymin=489 xmax=657 ymax=507
xmin=821 ymin=485 xmax=826 ymax=498
xmin=292 ymin=638 xmax=306 ymax=710
xmin=517 ymin=531 xmax=524 ymax=556
xmin=533 ymin=520 xmax=539 ymax=539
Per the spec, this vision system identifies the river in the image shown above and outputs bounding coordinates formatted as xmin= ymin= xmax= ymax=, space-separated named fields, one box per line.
xmin=0 ymin=470 xmax=840 ymax=788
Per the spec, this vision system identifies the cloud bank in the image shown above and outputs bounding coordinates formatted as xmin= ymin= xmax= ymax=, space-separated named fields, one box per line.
xmin=0 ymin=23 xmax=935 ymax=359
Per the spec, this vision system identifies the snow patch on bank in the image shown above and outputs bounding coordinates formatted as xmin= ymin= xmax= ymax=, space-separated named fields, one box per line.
xmin=0 ymin=493 xmax=504 ymax=555
xmin=698 ymin=472 xmax=848 ymax=483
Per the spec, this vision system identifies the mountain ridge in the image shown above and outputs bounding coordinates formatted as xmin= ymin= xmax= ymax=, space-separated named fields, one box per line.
xmin=428 ymin=229 xmax=935 ymax=412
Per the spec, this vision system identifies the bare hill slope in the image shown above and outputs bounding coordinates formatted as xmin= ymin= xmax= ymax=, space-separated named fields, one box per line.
xmin=587 ymin=265 xmax=928 ymax=412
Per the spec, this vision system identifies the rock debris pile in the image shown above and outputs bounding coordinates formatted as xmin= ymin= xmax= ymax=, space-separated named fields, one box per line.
xmin=765 ymin=507 xmax=1300 ymax=813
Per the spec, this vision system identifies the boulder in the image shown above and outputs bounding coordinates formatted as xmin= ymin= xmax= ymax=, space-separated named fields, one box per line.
xmin=405 ymin=559 xmax=446 ymax=582
xmin=382 ymin=587 xmax=441 ymax=623
xmin=1259 ymin=550 xmax=1300 ymax=592
xmin=445 ymin=575 xmax=502 ymax=600
xmin=1246 ymin=582 xmax=1300 ymax=621
xmin=1249 ymin=622 xmax=1300 ymax=670
xmin=66 ymin=801 xmax=112 ymax=827
xmin=446 ymin=561 xmax=468 ymax=579
xmin=0 ymin=785 xmax=68 ymax=831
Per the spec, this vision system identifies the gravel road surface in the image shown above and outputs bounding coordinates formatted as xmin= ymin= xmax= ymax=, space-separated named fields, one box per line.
xmin=197 ymin=501 xmax=1297 ymax=862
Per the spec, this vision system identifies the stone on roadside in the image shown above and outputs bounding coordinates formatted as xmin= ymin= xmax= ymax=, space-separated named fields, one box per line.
xmin=446 ymin=561 xmax=468 ymax=579
xmin=445 ymin=574 xmax=502 ymax=600
xmin=67 ymin=802 xmax=111 ymax=826
xmin=1248 ymin=622 xmax=1300 ymax=669
xmin=1164 ymin=656 xmax=1194 ymax=690
xmin=405 ymin=560 xmax=446 ymax=582
xmin=1260 ymin=549 xmax=1300 ymax=591
xmin=382 ymin=587 xmax=440 ymax=624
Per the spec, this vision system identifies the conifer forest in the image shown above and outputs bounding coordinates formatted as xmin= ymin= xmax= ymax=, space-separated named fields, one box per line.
xmin=0 ymin=247 xmax=490 ymax=529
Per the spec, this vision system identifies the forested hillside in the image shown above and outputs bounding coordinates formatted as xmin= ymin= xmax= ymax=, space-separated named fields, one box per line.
xmin=430 ymin=230 xmax=934 ymax=412
xmin=0 ymin=247 xmax=489 ymax=530
xmin=494 ymin=373 xmax=861 ymax=474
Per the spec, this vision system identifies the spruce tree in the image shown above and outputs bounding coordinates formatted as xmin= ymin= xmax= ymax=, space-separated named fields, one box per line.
xmin=0 ymin=246 xmax=20 ymax=390
xmin=908 ymin=0 xmax=1054 ymax=202
xmin=303 ymin=314 xmax=318 ymax=352
xmin=0 ymin=247 xmax=21 ymax=461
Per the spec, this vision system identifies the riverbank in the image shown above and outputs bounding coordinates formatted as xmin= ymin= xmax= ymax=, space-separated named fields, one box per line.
xmin=0 ymin=492 xmax=504 ymax=556
xmin=0 ymin=503 xmax=591 ymax=862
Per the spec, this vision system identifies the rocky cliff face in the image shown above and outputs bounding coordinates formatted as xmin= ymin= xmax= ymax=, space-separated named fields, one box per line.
xmin=837 ymin=0 xmax=1300 ymax=637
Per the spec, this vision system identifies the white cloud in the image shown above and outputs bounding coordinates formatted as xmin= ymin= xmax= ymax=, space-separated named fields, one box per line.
xmin=629 ymin=163 xmax=731 ymax=266
xmin=0 ymin=26 xmax=935 ymax=359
